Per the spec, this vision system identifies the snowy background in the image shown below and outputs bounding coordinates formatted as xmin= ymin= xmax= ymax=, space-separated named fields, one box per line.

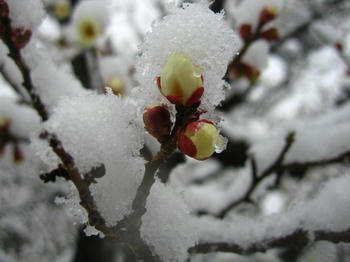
xmin=1 ymin=0 xmax=350 ymax=261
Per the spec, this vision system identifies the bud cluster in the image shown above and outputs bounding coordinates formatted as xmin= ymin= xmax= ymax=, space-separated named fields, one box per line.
xmin=143 ymin=53 xmax=223 ymax=161
xmin=233 ymin=4 xmax=280 ymax=83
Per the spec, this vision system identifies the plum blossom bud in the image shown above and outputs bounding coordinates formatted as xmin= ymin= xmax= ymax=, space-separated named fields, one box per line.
xmin=157 ymin=53 xmax=204 ymax=107
xmin=103 ymin=77 xmax=125 ymax=97
xmin=239 ymin=24 xmax=253 ymax=42
xmin=0 ymin=0 xmax=9 ymax=18
xmin=231 ymin=63 xmax=260 ymax=83
xmin=54 ymin=0 xmax=71 ymax=20
xmin=177 ymin=120 xmax=221 ymax=161
xmin=143 ymin=104 xmax=172 ymax=143
xmin=12 ymin=28 xmax=32 ymax=48
xmin=259 ymin=27 xmax=279 ymax=42
xmin=259 ymin=6 xmax=278 ymax=25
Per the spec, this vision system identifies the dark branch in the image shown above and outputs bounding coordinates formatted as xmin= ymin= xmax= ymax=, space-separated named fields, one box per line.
xmin=0 ymin=16 xmax=48 ymax=121
xmin=213 ymin=132 xmax=295 ymax=218
xmin=189 ymin=228 xmax=350 ymax=255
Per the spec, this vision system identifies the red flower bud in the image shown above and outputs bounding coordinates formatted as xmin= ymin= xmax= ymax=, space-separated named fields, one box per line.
xmin=259 ymin=6 xmax=278 ymax=26
xmin=143 ymin=104 xmax=172 ymax=143
xmin=12 ymin=28 xmax=32 ymax=49
xmin=239 ymin=24 xmax=252 ymax=42
xmin=177 ymin=119 xmax=221 ymax=161
xmin=0 ymin=0 xmax=9 ymax=18
xmin=259 ymin=27 xmax=279 ymax=42
xmin=231 ymin=63 xmax=260 ymax=83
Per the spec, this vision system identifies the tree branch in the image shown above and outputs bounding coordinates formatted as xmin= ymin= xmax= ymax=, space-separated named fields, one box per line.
xmin=212 ymin=132 xmax=295 ymax=218
xmin=0 ymin=16 xmax=48 ymax=121
xmin=189 ymin=228 xmax=350 ymax=255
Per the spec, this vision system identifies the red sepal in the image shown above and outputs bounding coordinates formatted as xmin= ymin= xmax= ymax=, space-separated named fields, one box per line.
xmin=166 ymin=95 xmax=184 ymax=105
xmin=177 ymin=129 xmax=197 ymax=157
xmin=186 ymin=87 xmax=204 ymax=107
xmin=156 ymin=76 xmax=161 ymax=91
xmin=259 ymin=27 xmax=279 ymax=42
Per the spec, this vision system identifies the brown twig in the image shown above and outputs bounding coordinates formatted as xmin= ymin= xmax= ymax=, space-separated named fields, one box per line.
xmin=199 ymin=132 xmax=350 ymax=218
xmin=0 ymin=16 xmax=48 ymax=121
xmin=209 ymin=132 xmax=295 ymax=218
xmin=224 ymin=23 xmax=264 ymax=81
xmin=189 ymin=228 xmax=350 ymax=255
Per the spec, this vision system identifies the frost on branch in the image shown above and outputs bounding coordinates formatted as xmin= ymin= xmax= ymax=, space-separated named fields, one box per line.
xmin=32 ymin=94 xmax=145 ymax=226
xmin=134 ymin=1 xmax=239 ymax=112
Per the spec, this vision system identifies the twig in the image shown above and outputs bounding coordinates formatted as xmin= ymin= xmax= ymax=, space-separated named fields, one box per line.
xmin=224 ymin=23 xmax=264 ymax=81
xmin=189 ymin=228 xmax=350 ymax=255
xmin=213 ymin=132 xmax=295 ymax=218
xmin=0 ymin=16 xmax=48 ymax=121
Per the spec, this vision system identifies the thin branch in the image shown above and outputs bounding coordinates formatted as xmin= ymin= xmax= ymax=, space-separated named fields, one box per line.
xmin=213 ymin=132 xmax=295 ymax=218
xmin=200 ymin=133 xmax=350 ymax=219
xmin=189 ymin=228 xmax=350 ymax=255
xmin=0 ymin=16 xmax=48 ymax=121
xmin=224 ymin=23 xmax=264 ymax=81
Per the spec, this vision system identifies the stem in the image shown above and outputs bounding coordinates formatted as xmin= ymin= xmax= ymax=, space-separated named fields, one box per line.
xmin=0 ymin=16 xmax=48 ymax=121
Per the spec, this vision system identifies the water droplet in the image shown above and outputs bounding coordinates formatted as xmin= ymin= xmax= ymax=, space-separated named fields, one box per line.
xmin=215 ymin=134 xmax=228 ymax=153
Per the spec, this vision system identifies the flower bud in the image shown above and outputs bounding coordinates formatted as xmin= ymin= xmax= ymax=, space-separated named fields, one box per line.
xmin=143 ymin=104 xmax=172 ymax=143
xmin=177 ymin=120 xmax=221 ymax=161
xmin=157 ymin=53 xmax=204 ymax=107
xmin=259 ymin=27 xmax=279 ymax=42
xmin=239 ymin=24 xmax=252 ymax=42
xmin=103 ymin=77 xmax=125 ymax=97
xmin=12 ymin=28 xmax=32 ymax=49
xmin=54 ymin=0 xmax=71 ymax=20
xmin=259 ymin=6 xmax=278 ymax=26
xmin=0 ymin=0 xmax=9 ymax=18
xmin=231 ymin=63 xmax=260 ymax=83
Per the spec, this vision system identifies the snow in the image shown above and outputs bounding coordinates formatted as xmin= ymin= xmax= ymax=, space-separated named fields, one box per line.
xmin=226 ymin=0 xmax=284 ymax=30
xmin=0 ymin=96 xmax=40 ymax=138
xmin=133 ymin=1 xmax=239 ymax=113
xmin=197 ymin=175 xmax=350 ymax=248
xmin=242 ymin=40 xmax=270 ymax=71
xmin=141 ymin=179 xmax=199 ymax=262
xmin=71 ymin=0 xmax=109 ymax=29
xmin=252 ymin=102 xmax=350 ymax=173
xmin=32 ymin=94 xmax=145 ymax=226
xmin=7 ymin=0 xmax=45 ymax=30
xmin=21 ymin=41 xmax=88 ymax=112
